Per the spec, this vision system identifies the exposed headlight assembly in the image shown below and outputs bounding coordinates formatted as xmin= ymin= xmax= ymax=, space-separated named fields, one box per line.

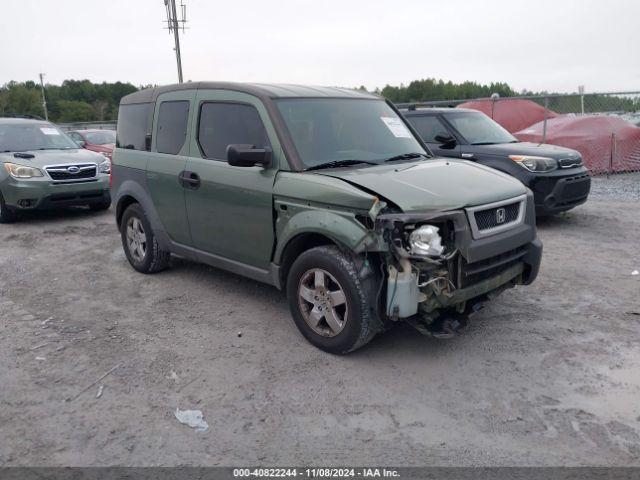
xmin=3 ymin=162 xmax=44 ymax=179
xmin=509 ymin=155 xmax=557 ymax=172
xmin=409 ymin=225 xmax=444 ymax=257
xmin=98 ymin=159 xmax=111 ymax=174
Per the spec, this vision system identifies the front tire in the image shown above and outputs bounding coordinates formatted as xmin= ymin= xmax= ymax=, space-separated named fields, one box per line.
xmin=120 ymin=203 xmax=170 ymax=274
xmin=0 ymin=192 xmax=17 ymax=224
xmin=286 ymin=245 xmax=381 ymax=354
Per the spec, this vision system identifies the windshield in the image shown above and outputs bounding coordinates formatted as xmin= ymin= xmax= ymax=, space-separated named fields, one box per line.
xmin=0 ymin=123 xmax=78 ymax=152
xmin=84 ymin=130 xmax=116 ymax=145
xmin=275 ymin=98 xmax=427 ymax=168
xmin=447 ymin=111 xmax=517 ymax=145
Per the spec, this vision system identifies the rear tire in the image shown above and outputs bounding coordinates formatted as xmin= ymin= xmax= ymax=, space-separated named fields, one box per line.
xmin=0 ymin=192 xmax=17 ymax=224
xmin=286 ymin=245 xmax=381 ymax=354
xmin=120 ymin=203 xmax=170 ymax=273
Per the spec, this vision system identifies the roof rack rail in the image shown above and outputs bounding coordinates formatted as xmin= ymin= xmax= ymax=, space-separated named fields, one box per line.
xmin=396 ymin=102 xmax=460 ymax=110
xmin=1 ymin=113 xmax=45 ymax=120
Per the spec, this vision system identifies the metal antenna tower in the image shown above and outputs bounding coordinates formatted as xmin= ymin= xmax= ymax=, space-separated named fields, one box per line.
xmin=38 ymin=73 xmax=48 ymax=121
xmin=164 ymin=0 xmax=187 ymax=83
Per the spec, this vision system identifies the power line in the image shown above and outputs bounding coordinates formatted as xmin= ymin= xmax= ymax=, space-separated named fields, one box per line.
xmin=164 ymin=0 xmax=187 ymax=83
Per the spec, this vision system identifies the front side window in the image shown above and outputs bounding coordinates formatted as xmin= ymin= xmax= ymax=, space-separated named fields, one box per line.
xmin=0 ymin=123 xmax=78 ymax=152
xmin=68 ymin=132 xmax=83 ymax=142
xmin=275 ymin=98 xmax=426 ymax=168
xmin=197 ymin=102 xmax=271 ymax=160
xmin=446 ymin=112 xmax=517 ymax=145
xmin=156 ymin=101 xmax=190 ymax=155
xmin=407 ymin=115 xmax=451 ymax=143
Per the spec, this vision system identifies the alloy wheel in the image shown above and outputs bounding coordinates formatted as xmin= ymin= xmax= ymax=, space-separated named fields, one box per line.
xmin=297 ymin=268 xmax=348 ymax=337
xmin=126 ymin=216 xmax=147 ymax=262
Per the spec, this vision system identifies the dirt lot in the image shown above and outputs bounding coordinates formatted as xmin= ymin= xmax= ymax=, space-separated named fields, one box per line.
xmin=0 ymin=174 xmax=639 ymax=467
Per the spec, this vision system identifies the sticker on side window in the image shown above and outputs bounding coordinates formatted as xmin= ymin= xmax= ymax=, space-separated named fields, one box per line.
xmin=40 ymin=127 xmax=60 ymax=135
xmin=380 ymin=117 xmax=412 ymax=138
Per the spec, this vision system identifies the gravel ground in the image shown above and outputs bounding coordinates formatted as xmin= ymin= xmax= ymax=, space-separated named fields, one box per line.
xmin=589 ymin=171 xmax=640 ymax=200
xmin=0 ymin=173 xmax=638 ymax=467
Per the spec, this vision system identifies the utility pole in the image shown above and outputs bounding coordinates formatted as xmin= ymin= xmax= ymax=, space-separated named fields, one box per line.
xmin=164 ymin=0 xmax=187 ymax=83
xmin=38 ymin=73 xmax=48 ymax=120
xmin=578 ymin=85 xmax=585 ymax=115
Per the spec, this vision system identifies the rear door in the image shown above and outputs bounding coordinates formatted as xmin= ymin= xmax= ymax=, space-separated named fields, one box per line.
xmin=406 ymin=113 xmax=461 ymax=158
xmin=183 ymin=90 xmax=279 ymax=270
xmin=146 ymin=90 xmax=195 ymax=246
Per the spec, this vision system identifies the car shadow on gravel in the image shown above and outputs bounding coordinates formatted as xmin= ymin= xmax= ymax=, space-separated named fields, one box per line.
xmin=535 ymin=211 xmax=581 ymax=230
xmin=11 ymin=206 xmax=111 ymax=225
xmin=161 ymin=256 xmax=463 ymax=356
xmin=167 ymin=256 xmax=284 ymax=301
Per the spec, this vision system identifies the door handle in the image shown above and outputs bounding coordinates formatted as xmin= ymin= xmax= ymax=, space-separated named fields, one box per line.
xmin=461 ymin=153 xmax=474 ymax=159
xmin=178 ymin=171 xmax=201 ymax=189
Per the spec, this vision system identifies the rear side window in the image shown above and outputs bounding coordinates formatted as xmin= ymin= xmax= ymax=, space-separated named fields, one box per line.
xmin=116 ymin=103 xmax=152 ymax=150
xmin=156 ymin=101 xmax=190 ymax=155
xmin=407 ymin=115 xmax=451 ymax=143
xmin=197 ymin=102 xmax=270 ymax=160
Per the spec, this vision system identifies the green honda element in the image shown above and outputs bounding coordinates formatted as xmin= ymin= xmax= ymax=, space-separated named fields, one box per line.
xmin=112 ymin=82 xmax=542 ymax=354
xmin=0 ymin=118 xmax=111 ymax=222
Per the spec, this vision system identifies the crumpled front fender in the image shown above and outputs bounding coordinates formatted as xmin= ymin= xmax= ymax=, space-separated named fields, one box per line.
xmin=273 ymin=206 xmax=384 ymax=265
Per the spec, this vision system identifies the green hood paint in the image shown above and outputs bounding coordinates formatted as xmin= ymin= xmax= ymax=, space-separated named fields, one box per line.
xmin=274 ymin=171 xmax=377 ymax=211
xmin=314 ymin=158 xmax=527 ymax=213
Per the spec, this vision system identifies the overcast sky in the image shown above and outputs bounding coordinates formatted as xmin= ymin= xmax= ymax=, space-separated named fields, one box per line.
xmin=1 ymin=0 xmax=638 ymax=93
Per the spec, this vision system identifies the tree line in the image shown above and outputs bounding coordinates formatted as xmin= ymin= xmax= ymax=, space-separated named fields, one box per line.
xmin=1 ymin=78 xmax=637 ymax=123
xmin=0 ymin=79 xmax=140 ymax=122
xmin=374 ymin=78 xmax=517 ymax=103
xmin=372 ymin=78 xmax=639 ymax=113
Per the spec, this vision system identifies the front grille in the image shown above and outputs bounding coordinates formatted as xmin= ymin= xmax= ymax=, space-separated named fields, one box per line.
xmin=559 ymin=157 xmax=582 ymax=168
xmin=466 ymin=195 xmax=526 ymax=240
xmin=459 ymin=246 xmax=527 ymax=288
xmin=474 ymin=202 xmax=520 ymax=231
xmin=45 ymin=164 xmax=96 ymax=181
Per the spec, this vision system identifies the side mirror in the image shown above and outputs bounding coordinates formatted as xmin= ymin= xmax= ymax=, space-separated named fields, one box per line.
xmin=76 ymin=140 xmax=86 ymax=148
xmin=434 ymin=134 xmax=457 ymax=149
xmin=227 ymin=144 xmax=272 ymax=167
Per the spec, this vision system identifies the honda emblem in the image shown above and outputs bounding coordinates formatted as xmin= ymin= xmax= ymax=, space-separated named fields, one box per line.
xmin=496 ymin=208 xmax=506 ymax=224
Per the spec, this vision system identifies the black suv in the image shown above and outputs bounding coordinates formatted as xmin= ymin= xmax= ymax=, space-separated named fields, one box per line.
xmin=400 ymin=107 xmax=591 ymax=215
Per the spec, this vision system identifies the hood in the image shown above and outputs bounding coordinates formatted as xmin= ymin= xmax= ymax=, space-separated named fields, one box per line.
xmin=473 ymin=141 xmax=582 ymax=160
xmin=315 ymin=158 xmax=526 ymax=213
xmin=0 ymin=148 xmax=106 ymax=169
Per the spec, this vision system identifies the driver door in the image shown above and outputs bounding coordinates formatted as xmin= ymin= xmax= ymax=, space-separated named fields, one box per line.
xmin=183 ymin=90 xmax=280 ymax=270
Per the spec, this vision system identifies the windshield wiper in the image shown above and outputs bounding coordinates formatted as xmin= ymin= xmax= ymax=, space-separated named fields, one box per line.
xmin=384 ymin=152 xmax=429 ymax=162
xmin=470 ymin=141 xmax=498 ymax=145
xmin=305 ymin=159 xmax=378 ymax=171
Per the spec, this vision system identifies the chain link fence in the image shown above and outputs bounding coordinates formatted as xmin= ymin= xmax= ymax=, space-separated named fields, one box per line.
xmin=398 ymin=91 xmax=640 ymax=174
xmin=57 ymin=120 xmax=117 ymax=132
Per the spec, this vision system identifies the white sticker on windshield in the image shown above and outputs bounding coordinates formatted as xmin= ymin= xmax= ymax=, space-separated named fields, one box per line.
xmin=40 ymin=127 xmax=60 ymax=135
xmin=380 ymin=117 xmax=412 ymax=138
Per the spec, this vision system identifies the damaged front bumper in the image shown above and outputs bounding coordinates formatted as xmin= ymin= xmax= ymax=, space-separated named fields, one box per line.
xmin=375 ymin=192 xmax=543 ymax=335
